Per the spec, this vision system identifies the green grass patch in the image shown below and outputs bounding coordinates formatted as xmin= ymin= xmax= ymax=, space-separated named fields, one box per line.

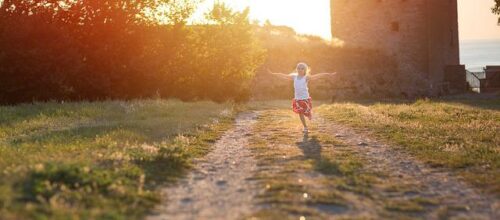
xmin=0 ymin=99 xmax=235 ymax=219
xmin=410 ymin=197 xmax=439 ymax=206
xmin=384 ymin=200 xmax=425 ymax=213
xmin=315 ymin=156 xmax=363 ymax=177
xmin=316 ymin=98 xmax=500 ymax=195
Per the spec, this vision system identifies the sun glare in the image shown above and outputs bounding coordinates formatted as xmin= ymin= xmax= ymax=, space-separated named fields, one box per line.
xmin=191 ymin=0 xmax=332 ymax=40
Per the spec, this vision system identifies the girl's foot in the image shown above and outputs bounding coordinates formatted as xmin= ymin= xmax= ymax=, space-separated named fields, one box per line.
xmin=303 ymin=127 xmax=308 ymax=133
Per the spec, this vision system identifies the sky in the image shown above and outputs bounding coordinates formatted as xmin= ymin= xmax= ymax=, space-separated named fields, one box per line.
xmin=191 ymin=0 xmax=332 ymax=39
xmin=192 ymin=0 xmax=500 ymax=41
xmin=458 ymin=0 xmax=500 ymax=40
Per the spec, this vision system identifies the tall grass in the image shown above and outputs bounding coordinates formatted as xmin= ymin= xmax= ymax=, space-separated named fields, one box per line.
xmin=316 ymin=99 xmax=500 ymax=195
xmin=0 ymin=99 xmax=235 ymax=219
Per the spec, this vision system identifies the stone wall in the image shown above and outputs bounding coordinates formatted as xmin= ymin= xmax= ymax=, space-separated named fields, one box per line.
xmin=484 ymin=66 xmax=500 ymax=91
xmin=426 ymin=0 xmax=461 ymax=93
xmin=330 ymin=0 xmax=461 ymax=96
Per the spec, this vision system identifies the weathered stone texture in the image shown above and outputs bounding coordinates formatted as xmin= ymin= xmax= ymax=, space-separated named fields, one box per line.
xmin=331 ymin=0 xmax=461 ymax=96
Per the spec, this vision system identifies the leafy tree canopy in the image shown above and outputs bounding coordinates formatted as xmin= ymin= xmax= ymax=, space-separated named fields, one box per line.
xmin=0 ymin=0 xmax=197 ymax=25
xmin=493 ymin=0 xmax=500 ymax=25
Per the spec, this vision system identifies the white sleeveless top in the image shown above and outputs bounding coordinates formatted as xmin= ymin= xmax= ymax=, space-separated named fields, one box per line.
xmin=293 ymin=74 xmax=310 ymax=100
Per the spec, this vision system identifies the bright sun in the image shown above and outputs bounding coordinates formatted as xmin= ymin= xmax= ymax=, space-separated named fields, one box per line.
xmin=191 ymin=0 xmax=332 ymax=40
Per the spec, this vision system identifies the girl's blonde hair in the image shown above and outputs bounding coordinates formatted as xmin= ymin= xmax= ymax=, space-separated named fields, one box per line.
xmin=296 ymin=62 xmax=311 ymax=76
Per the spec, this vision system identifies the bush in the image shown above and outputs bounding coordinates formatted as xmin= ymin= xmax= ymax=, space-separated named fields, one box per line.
xmin=178 ymin=3 xmax=266 ymax=102
xmin=0 ymin=1 xmax=265 ymax=104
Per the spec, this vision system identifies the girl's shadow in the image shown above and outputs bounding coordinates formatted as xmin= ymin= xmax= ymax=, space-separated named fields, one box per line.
xmin=296 ymin=133 xmax=322 ymax=160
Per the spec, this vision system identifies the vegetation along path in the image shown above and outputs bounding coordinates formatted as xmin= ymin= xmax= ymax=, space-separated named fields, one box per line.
xmin=151 ymin=108 xmax=498 ymax=219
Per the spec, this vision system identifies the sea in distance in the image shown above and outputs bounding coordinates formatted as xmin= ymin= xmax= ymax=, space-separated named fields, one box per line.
xmin=460 ymin=39 xmax=500 ymax=72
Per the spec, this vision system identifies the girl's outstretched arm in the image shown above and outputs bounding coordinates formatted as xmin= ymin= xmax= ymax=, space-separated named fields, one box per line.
xmin=309 ymin=72 xmax=337 ymax=81
xmin=267 ymin=69 xmax=293 ymax=81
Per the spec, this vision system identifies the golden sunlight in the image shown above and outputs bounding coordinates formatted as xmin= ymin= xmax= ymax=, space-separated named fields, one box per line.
xmin=191 ymin=0 xmax=332 ymax=39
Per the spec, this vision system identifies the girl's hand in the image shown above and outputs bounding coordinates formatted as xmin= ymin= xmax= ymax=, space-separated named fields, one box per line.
xmin=267 ymin=69 xmax=293 ymax=81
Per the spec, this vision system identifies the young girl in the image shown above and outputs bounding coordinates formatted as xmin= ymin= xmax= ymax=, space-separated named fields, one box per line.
xmin=268 ymin=63 xmax=336 ymax=133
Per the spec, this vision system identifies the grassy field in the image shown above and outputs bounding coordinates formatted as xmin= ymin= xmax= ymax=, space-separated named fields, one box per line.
xmin=316 ymin=98 xmax=500 ymax=196
xmin=1 ymin=98 xmax=498 ymax=219
xmin=0 ymin=100 xmax=236 ymax=220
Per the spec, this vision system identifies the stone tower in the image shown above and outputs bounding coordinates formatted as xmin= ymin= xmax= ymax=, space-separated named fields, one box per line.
xmin=331 ymin=0 xmax=464 ymax=96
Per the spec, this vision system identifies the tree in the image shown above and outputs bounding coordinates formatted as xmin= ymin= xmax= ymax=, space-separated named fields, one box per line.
xmin=494 ymin=0 xmax=500 ymax=25
xmin=0 ymin=0 xmax=265 ymax=103
xmin=0 ymin=0 xmax=198 ymax=103
xmin=176 ymin=2 xmax=266 ymax=102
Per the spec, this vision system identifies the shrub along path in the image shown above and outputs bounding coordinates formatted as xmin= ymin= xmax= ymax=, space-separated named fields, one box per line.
xmin=151 ymin=107 xmax=498 ymax=219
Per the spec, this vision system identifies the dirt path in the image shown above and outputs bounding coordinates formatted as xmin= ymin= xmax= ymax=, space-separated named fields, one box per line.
xmin=147 ymin=112 xmax=260 ymax=220
xmin=312 ymin=115 xmax=499 ymax=219
xmin=148 ymin=110 xmax=498 ymax=219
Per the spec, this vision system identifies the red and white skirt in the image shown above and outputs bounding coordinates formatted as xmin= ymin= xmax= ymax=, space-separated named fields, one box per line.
xmin=292 ymin=98 xmax=312 ymax=120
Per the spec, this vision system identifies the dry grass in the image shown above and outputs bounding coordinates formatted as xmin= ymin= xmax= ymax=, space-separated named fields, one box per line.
xmin=0 ymin=99 xmax=235 ymax=220
xmin=316 ymin=98 xmax=500 ymax=195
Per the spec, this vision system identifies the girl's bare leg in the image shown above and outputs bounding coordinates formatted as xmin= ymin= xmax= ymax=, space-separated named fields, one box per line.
xmin=299 ymin=114 xmax=307 ymax=130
